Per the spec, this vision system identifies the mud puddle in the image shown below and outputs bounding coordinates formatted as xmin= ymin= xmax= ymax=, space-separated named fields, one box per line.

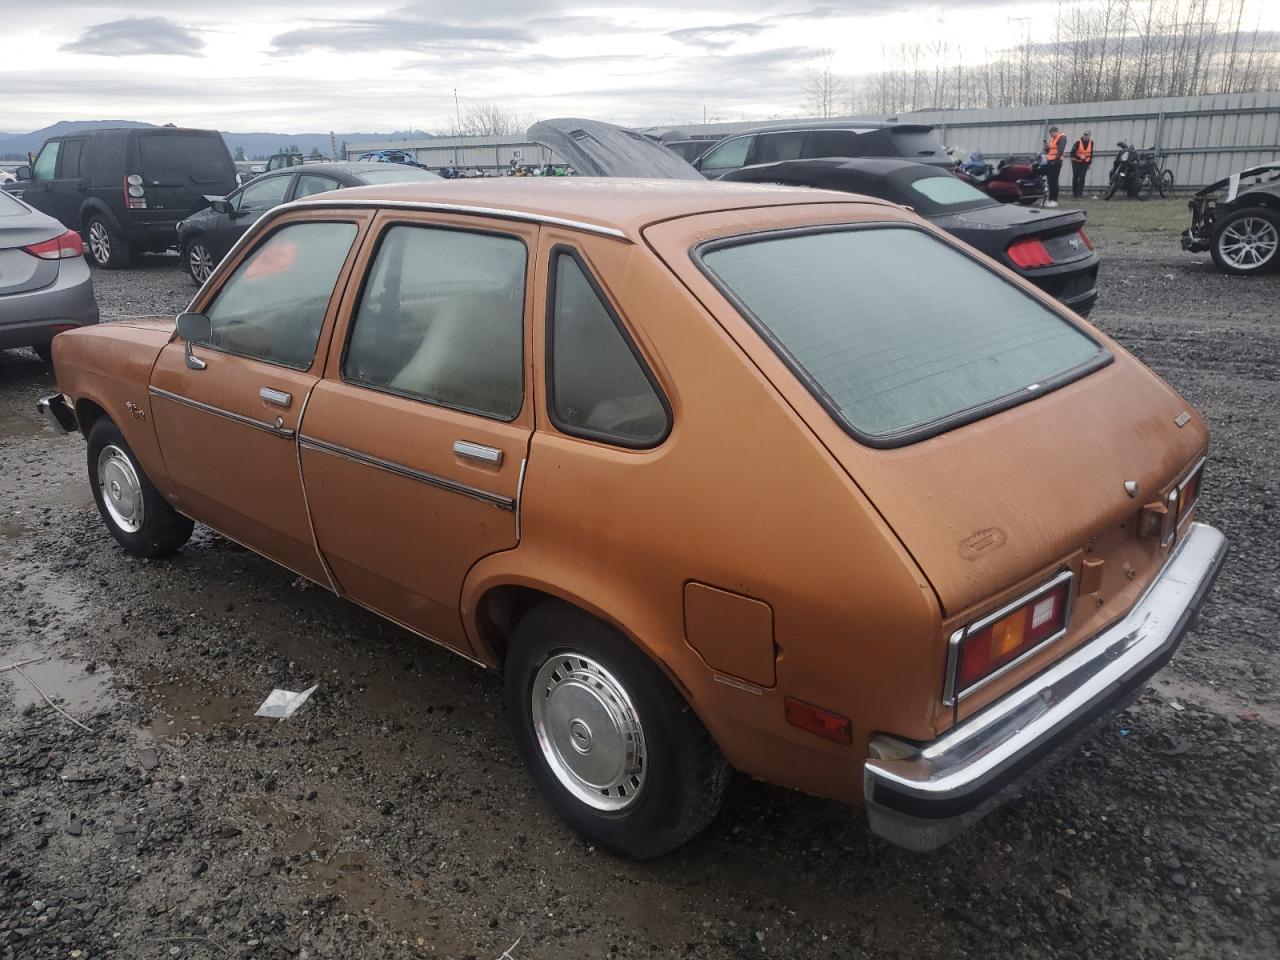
xmin=142 ymin=670 xmax=255 ymax=738
xmin=0 ymin=640 xmax=116 ymax=717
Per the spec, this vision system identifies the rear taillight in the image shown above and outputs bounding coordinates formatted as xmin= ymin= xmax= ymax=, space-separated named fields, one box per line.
xmin=1176 ymin=460 xmax=1204 ymax=523
xmin=1078 ymin=228 xmax=1093 ymax=250
xmin=23 ymin=229 xmax=84 ymax=260
xmin=1006 ymin=236 xmax=1054 ymax=269
xmin=123 ymin=174 xmax=147 ymax=209
xmin=947 ymin=571 xmax=1073 ymax=702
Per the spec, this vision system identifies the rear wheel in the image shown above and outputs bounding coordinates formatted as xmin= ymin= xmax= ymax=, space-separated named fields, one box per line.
xmin=1211 ymin=207 xmax=1280 ymax=276
xmin=504 ymin=602 xmax=729 ymax=859
xmin=1161 ymin=168 xmax=1175 ymax=194
xmin=87 ymin=419 xmax=193 ymax=557
xmin=85 ymin=214 xmax=131 ymax=269
xmin=1135 ymin=172 xmax=1155 ymax=201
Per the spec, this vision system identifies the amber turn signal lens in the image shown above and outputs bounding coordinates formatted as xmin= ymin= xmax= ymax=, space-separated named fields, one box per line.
xmin=784 ymin=697 xmax=852 ymax=744
xmin=956 ymin=579 xmax=1071 ymax=693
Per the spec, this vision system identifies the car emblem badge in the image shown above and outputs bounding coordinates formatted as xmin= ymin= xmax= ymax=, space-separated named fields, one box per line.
xmin=1174 ymin=411 xmax=1191 ymax=427
xmin=1124 ymin=480 xmax=1140 ymax=498
xmin=1068 ymin=238 xmax=1080 ymax=249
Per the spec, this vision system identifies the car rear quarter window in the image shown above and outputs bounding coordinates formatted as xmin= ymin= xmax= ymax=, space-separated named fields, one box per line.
xmin=343 ymin=225 xmax=526 ymax=420
xmin=547 ymin=251 xmax=669 ymax=447
xmin=699 ymin=226 xmax=1107 ymax=445
xmin=909 ymin=176 xmax=992 ymax=210
xmin=139 ymin=134 xmax=233 ymax=184
xmin=203 ymin=221 xmax=357 ymax=370
xmin=294 ymin=175 xmax=342 ymax=199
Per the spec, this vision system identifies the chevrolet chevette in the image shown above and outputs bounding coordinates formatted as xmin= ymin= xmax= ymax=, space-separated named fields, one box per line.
xmin=40 ymin=178 xmax=1226 ymax=858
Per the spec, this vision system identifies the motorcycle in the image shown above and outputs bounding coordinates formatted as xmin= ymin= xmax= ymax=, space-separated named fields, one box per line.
xmin=953 ymin=151 xmax=1028 ymax=204
xmin=1105 ymin=142 xmax=1164 ymax=201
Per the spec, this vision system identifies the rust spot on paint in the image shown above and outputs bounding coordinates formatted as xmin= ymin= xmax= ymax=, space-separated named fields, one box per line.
xmin=959 ymin=527 xmax=1007 ymax=559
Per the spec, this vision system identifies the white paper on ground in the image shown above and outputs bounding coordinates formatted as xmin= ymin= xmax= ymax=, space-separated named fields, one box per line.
xmin=255 ymin=685 xmax=318 ymax=719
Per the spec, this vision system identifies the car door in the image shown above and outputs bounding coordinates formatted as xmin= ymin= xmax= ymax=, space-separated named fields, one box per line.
xmin=22 ymin=141 xmax=60 ymax=219
xmin=149 ymin=207 xmax=372 ymax=583
xmin=298 ymin=210 xmax=535 ymax=655
xmin=694 ymin=135 xmax=756 ymax=178
xmin=51 ymin=138 xmax=87 ymax=227
xmin=212 ymin=172 xmax=293 ymax=259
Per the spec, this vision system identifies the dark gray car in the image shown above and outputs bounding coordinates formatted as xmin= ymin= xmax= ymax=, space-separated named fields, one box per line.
xmin=0 ymin=190 xmax=99 ymax=362
xmin=176 ymin=161 xmax=442 ymax=285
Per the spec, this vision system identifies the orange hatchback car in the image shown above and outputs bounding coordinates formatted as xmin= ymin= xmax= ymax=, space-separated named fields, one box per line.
xmin=40 ymin=179 xmax=1226 ymax=858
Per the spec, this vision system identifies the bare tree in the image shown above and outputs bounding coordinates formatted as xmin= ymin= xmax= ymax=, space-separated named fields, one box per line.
xmin=449 ymin=101 xmax=534 ymax=138
xmin=804 ymin=49 xmax=847 ymax=118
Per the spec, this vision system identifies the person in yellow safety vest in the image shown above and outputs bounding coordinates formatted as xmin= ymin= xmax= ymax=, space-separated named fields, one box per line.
xmin=1043 ymin=125 xmax=1067 ymax=207
xmin=1070 ymin=130 xmax=1094 ymax=198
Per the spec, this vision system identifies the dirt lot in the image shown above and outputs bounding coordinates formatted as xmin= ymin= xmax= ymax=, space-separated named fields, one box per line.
xmin=1 ymin=200 xmax=1277 ymax=960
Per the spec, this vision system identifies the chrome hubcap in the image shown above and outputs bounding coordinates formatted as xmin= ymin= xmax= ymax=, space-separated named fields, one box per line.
xmin=1220 ymin=218 xmax=1278 ymax=269
xmin=531 ymin=652 xmax=646 ymax=812
xmin=189 ymin=244 xmax=213 ymax=282
xmin=97 ymin=444 xmax=144 ymax=533
xmin=88 ymin=222 xmax=110 ymax=264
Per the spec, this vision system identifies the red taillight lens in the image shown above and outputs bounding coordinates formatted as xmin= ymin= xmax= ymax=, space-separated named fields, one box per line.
xmin=1006 ymin=236 xmax=1054 ymax=269
xmin=23 ymin=229 xmax=84 ymax=260
xmin=1078 ymin=228 xmax=1093 ymax=250
xmin=1177 ymin=464 xmax=1202 ymax=522
xmin=123 ymin=175 xmax=147 ymax=209
xmin=954 ymin=576 xmax=1072 ymax=694
xmin=784 ymin=697 xmax=852 ymax=744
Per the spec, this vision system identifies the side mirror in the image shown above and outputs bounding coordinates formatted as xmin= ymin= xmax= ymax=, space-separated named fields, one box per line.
xmin=15 ymin=165 xmax=31 ymax=181
xmin=210 ymin=198 xmax=233 ymax=214
xmin=176 ymin=312 xmax=212 ymax=370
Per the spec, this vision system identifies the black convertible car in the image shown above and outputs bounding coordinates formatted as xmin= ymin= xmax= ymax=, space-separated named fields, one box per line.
xmin=724 ymin=158 xmax=1098 ymax=314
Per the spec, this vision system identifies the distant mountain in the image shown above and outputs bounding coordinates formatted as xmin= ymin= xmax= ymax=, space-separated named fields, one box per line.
xmin=0 ymin=121 xmax=437 ymax=160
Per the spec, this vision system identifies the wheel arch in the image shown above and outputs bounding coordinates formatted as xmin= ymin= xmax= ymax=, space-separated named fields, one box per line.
xmin=78 ymin=198 xmax=122 ymax=234
xmin=75 ymin=396 xmax=109 ymax=439
xmin=1228 ymin=193 xmax=1280 ymax=215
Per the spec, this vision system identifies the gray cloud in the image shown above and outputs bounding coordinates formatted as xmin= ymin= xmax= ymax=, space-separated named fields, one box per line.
xmin=271 ymin=18 xmax=532 ymax=55
xmin=59 ymin=17 xmax=205 ymax=57
xmin=668 ymin=22 xmax=769 ymax=49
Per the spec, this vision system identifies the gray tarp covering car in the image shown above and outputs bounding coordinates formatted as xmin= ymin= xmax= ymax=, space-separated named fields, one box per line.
xmin=526 ymin=119 xmax=705 ymax=180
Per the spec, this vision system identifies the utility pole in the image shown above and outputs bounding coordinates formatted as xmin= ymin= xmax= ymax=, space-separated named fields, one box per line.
xmin=453 ymin=88 xmax=463 ymax=168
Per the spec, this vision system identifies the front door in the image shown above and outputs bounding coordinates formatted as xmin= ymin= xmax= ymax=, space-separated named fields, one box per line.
xmin=149 ymin=210 xmax=370 ymax=583
xmin=22 ymin=140 xmax=61 ymax=219
xmin=299 ymin=213 xmax=535 ymax=654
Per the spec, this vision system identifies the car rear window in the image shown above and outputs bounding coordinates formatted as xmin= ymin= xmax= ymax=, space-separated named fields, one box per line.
xmin=356 ymin=168 xmax=444 ymax=184
xmin=909 ymin=176 xmax=992 ymax=209
xmin=0 ymin=191 xmax=25 ymax=216
xmin=699 ymin=226 xmax=1107 ymax=444
xmin=139 ymin=134 xmax=233 ymax=183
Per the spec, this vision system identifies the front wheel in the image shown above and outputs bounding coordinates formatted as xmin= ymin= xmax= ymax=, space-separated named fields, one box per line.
xmin=1211 ymin=207 xmax=1280 ymax=276
xmin=84 ymin=214 xmax=131 ymax=269
xmin=87 ymin=418 xmax=193 ymax=557
xmin=1135 ymin=172 xmax=1155 ymax=201
xmin=183 ymin=237 xmax=216 ymax=286
xmin=1161 ymin=168 xmax=1175 ymax=194
xmin=1104 ymin=175 xmax=1121 ymax=200
xmin=504 ymin=602 xmax=729 ymax=859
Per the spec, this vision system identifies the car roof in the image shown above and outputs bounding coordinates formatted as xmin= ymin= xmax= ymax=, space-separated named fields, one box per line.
xmin=723 ymin=120 xmax=934 ymax=136
xmin=52 ymin=126 xmax=222 ymax=140
xmin=294 ymin=177 xmax=885 ymax=237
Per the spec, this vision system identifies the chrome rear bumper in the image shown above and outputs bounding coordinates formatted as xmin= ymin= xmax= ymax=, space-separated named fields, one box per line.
xmin=864 ymin=521 xmax=1227 ymax=851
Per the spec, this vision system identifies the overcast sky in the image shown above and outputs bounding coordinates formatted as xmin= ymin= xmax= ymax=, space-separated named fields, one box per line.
xmin=3 ymin=1 xmax=1278 ymax=134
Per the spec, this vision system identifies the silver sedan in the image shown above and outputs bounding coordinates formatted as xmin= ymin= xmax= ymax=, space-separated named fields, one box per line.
xmin=0 ymin=190 xmax=99 ymax=362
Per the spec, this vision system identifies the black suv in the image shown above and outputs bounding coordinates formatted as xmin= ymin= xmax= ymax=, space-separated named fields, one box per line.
xmin=692 ymin=121 xmax=952 ymax=179
xmin=13 ymin=127 xmax=237 ymax=269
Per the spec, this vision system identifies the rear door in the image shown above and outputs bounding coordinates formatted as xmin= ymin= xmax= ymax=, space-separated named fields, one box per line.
xmin=298 ymin=210 xmax=535 ymax=655
xmin=51 ymin=138 xmax=87 ymax=228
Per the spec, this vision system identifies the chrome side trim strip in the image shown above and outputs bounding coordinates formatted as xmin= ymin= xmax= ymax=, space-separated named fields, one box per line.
xmin=298 ymin=435 xmax=514 ymax=511
xmin=293 ymin=386 xmax=340 ymax=595
xmin=148 ymin=386 xmax=294 ymax=438
xmin=514 ymin=456 xmax=528 ymax=541
xmin=281 ymin=197 xmax=629 ymax=239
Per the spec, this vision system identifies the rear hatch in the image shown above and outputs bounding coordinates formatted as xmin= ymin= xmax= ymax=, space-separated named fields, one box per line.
xmin=0 ymin=191 xmax=60 ymax=297
xmin=136 ymin=131 xmax=237 ymax=218
xmin=648 ymin=207 xmax=1205 ymax=712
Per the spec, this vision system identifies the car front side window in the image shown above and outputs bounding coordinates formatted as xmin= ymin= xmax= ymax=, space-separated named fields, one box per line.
xmin=32 ymin=142 xmax=59 ymax=181
xmin=236 ymin=175 xmax=290 ymax=213
xmin=202 ymin=220 xmax=358 ymax=370
xmin=698 ymin=136 xmax=754 ymax=173
xmin=343 ymin=224 xmax=527 ymax=420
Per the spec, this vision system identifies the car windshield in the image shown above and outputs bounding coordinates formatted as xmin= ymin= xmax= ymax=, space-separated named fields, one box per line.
xmin=699 ymin=226 xmax=1107 ymax=443
xmin=139 ymin=134 xmax=233 ymax=183
xmin=356 ymin=168 xmax=444 ymax=184
xmin=909 ymin=175 xmax=992 ymax=209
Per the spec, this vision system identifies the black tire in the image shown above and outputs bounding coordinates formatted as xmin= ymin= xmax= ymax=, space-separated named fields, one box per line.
xmin=84 ymin=213 xmax=131 ymax=269
xmin=32 ymin=343 xmax=53 ymax=365
xmin=1103 ymin=175 xmax=1120 ymax=200
xmin=87 ymin=418 xmax=193 ymax=557
xmin=1135 ymin=172 xmax=1154 ymax=201
xmin=1210 ymin=206 xmax=1280 ymax=276
xmin=183 ymin=236 xmax=215 ymax=287
xmin=504 ymin=602 xmax=730 ymax=859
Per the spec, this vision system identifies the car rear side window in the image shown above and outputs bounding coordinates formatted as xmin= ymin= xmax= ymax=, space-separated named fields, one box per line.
xmin=547 ymin=251 xmax=669 ymax=447
xmin=58 ymin=140 xmax=84 ymax=179
xmin=343 ymin=225 xmax=526 ymax=420
xmin=203 ymin=221 xmax=357 ymax=370
xmin=805 ymin=130 xmax=864 ymax=158
xmin=699 ymin=226 xmax=1107 ymax=445
xmin=294 ymin=175 xmax=341 ymax=199
xmin=139 ymin=134 xmax=232 ymax=184
xmin=755 ymin=133 xmax=806 ymax=164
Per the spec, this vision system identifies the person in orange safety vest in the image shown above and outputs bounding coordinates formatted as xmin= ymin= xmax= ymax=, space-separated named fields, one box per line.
xmin=1043 ymin=125 xmax=1067 ymax=206
xmin=1070 ymin=130 xmax=1094 ymax=198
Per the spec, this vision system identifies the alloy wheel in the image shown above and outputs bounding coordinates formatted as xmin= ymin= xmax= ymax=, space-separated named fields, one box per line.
xmin=531 ymin=651 xmax=647 ymax=812
xmin=96 ymin=444 xmax=145 ymax=533
xmin=1219 ymin=217 xmax=1279 ymax=270
xmin=188 ymin=243 xmax=214 ymax=283
xmin=88 ymin=221 xmax=111 ymax=265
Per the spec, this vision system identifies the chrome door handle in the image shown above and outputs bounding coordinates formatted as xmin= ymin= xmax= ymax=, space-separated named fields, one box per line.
xmin=259 ymin=387 xmax=292 ymax=408
xmin=453 ymin=440 xmax=503 ymax=466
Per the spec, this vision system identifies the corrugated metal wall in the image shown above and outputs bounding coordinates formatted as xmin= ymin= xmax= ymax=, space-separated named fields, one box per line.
xmin=347 ymin=91 xmax=1280 ymax=187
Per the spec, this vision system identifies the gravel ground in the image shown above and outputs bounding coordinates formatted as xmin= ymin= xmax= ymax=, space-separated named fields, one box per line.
xmin=1 ymin=204 xmax=1277 ymax=960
